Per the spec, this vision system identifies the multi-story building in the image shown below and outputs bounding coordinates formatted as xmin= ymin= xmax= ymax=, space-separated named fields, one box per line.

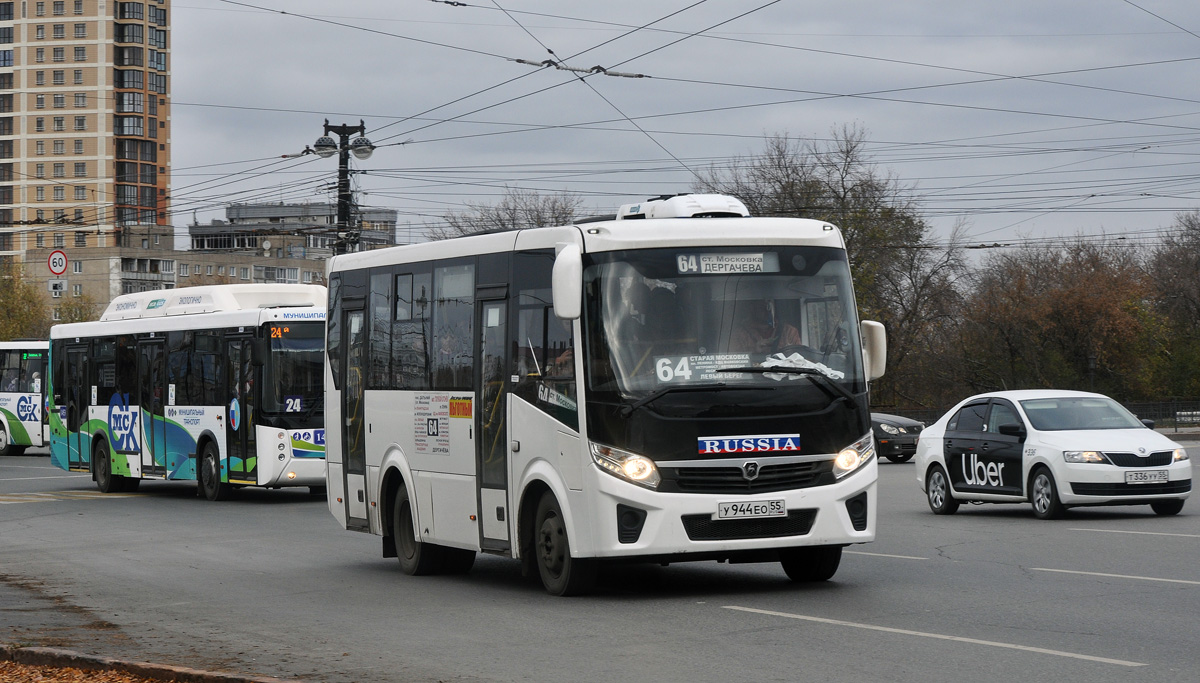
xmin=0 ymin=0 xmax=170 ymax=267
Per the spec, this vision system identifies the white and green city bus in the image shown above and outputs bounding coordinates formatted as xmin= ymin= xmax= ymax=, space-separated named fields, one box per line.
xmin=324 ymin=194 xmax=886 ymax=594
xmin=49 ymin=284 xmax=328 ymax=500
xmin=0 ymin=340 xmax=48 ymax=456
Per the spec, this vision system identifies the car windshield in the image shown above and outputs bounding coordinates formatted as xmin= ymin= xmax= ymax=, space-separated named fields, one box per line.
xmin=1019 ymin=396 xmax=1144 ymax=431
xmin=261 ymin=321 xmax=324 ymax=416
xmin=582 ymin=246 xmax=865 ymax=398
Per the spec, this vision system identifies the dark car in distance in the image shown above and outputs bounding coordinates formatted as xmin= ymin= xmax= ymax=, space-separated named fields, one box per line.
xmin=871 ymin=412 xmax=925 ymax=463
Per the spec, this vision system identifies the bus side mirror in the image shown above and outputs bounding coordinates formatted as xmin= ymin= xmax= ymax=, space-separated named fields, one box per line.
xmin=552 ymin=243 xmax=582 ymax=320
xmin=860 ymin=320 xmax=886 ymax=381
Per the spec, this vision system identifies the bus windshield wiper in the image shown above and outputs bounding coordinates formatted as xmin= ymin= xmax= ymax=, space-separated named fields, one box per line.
xmin=715 ymin=366 xmax=856 ymax=405
xmin=619 ymin=383 xmax=728 ymax=417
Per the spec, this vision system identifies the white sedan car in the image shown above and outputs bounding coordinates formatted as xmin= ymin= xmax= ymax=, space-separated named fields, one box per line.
xmin=915 ymin=390 xmax=1191 ymax=519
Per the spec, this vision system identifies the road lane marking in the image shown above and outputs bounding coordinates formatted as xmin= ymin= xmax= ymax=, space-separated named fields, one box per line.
xmin=0 ymin=475 xmax=91 ymax=482
xmin=845 ymin=550 xmax=928 ymax=560
xmin=722 ymin=605 xmax=1145 ymax=667
xmin=0 ymin=491 xmax=138 ymax=504
xmin=1031 ymin=568 xmax=1200 ymax=585
xmin=1070 ymin=528 xmax=1200 ymax=539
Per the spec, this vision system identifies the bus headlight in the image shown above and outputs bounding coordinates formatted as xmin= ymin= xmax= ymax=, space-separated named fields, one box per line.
xmin=590 ymin=442 xmax=661 ymax=489
xmin=833 ymin=433 xmax=875 ymax=479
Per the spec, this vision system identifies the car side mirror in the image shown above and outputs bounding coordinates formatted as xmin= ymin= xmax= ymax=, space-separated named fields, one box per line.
xmin=998 ymin=423 xmax=1026 ymax=438
xmin=1140 ymin=418 xmax=1155 ymax=429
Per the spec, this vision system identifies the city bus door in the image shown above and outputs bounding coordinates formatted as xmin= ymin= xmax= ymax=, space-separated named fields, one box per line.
xmin=137 ymin=340 xmax=166 ymax=477
xmin=64 ymin=344 xmax=88 ymax=470
xmin=224 ymin=337 xmax=257 ymax=484
xmin=341 ymin=305 xmax=369 ymax=529
xmin=475 ymin=291 xmax=511 ymax=552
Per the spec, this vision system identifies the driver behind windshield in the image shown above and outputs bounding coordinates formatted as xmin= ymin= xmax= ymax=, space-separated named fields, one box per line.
xmin=729 ymin=300 xmax=801 ymax=354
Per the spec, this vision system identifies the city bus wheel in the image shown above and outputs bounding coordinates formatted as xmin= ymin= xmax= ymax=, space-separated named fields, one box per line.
xmin=440 ymin=548 xmax=477 ymax=575
xmin=199 ymin=442 xmax=232 ymax=502
xmin=394 ymin=486 xmax=443 ymax=575
xmin=1150 ymin=499 xmax=1184 ymax=516
xmin=1030 ymin=466 xmax=1065 ymax=520
xmin=94 ymin=441 xmax=121 ymax=493
xmin=0 ymin=427 xmax=20 ymax=457
xmin=780 ymin=544 xmax=842 ymax=582
xmin=534 ymin=491 xmax=596 ymax=596
xmin=926 ymin=465 xmax=959 ymax=515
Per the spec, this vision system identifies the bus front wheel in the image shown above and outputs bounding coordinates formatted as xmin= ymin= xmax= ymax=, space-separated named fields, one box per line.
xmin=394 ymin=486 xmax=443 ymax=575
xmin=199 ymin=442 xmax=232 ymax=501
xmin=94 ymin=441 xmax=122 ymax=493
xmin=0 ymin=427 xmax=23 ymax=457
xmin=534 ymin=492 xmax=596 ymax=596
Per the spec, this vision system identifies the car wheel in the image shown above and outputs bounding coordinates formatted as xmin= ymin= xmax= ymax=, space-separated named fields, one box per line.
xmin=394 ymin=485 xmax=443 ymax=576
xmin=534 ymin=491 xmax=596 ymax=596
xmin=198 ymin=442 xmax=232 ymax=501
xmin=926 ymin=465 xmax=959 ymax=515
xmin=1150 ymin=499 xmax=1184 ymax=516
xmin=780 ymin=545 xmax=842 ymax=582
xmin=885 ymin=453 xmax=913 ymax=463
xmin=1030 ymin=467 xmax=1066 ymax=519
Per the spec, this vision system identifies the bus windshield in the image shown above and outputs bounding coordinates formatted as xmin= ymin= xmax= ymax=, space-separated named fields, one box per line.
xmin=261 ymin=322 xmax=324 ymax=415
xmin=583 ymin=246 xmax=864 ymax=399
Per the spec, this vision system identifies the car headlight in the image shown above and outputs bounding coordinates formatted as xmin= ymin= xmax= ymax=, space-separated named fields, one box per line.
xmin=877 ymin=423 xmax=900 ymax=435
xmin=834 ymin=433 xmax=875 ymax=479
xmin=590 ymin=442 xmax=661 ymax=489
xmin=1063 ymin=450 xmax=1111 ymax=464
xmin=1173 ymin=448 xmax=1189 ymax=462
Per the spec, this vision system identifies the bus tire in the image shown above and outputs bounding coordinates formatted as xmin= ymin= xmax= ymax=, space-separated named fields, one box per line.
xmin=394 ymin=486 xmax=443 ymax=575
xmin=780 ymin=545 xmax=842 ymax=582
xmin=0 ymin=426 xmax=21 ymax=457
xmin=94 ymin=440 xmax=122 ymax=493
xmin=441 ymin=548 xmax=477 ymax=574
xmin=199 ymin=442 xmax=232 ymax=501
xmin=534 ymin=491 xmax=596 ymax=596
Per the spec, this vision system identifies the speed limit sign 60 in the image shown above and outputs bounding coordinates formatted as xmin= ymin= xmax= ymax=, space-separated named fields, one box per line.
xmin=48 ymin=249 xmax=68 ymax=275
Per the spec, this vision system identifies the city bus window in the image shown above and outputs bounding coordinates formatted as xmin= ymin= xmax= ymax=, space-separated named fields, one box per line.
xmin=432 ymin=263 xmax=473 ymax=390
xmin=369 ymin=270 xmax=392 ymax=389
xmin=394 ymin=270 xmax=431 ymax=390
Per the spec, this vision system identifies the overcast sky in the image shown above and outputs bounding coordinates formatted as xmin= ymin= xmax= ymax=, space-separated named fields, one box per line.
xmin=169 ymin=0 xmax=1200 ymax=247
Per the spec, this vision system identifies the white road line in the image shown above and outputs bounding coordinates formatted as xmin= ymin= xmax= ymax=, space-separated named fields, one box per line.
xmin=1070 ymin=527 xmax=1200 ymax=539
xmin=1031 ymin=568 xmax=1200 ymax=585
xmin=722 ymin=605 xmax=1145 ymax=667
xmin=845 ymin=550 xmax=928 ymax=560
xmin=0 ymin=475 xmax=90 ymax=481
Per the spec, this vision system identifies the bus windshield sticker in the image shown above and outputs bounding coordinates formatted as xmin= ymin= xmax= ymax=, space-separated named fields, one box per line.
xmin=229 ymin=398 xmax=240 ymax=431
xmin=537 ymin=383 xmax=577 ymax=412
xmin=449 ymin=398 xmax=472 ymax=418
xmin=655 ymin=354 xmax=751 ymax=383
xmin=698 ymin=434 xmax=801 ymax=455
xmin=676 ymin=253 xmax=778 ymax=275
xmin=284 ymin=396 xmax=302 ymax=412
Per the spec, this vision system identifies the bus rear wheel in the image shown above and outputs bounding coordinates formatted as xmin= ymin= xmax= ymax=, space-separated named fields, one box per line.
xmin=199 ymin=442 xmax=232 ymax=501
xmin=534 ymin=491 xmax=596 ymax=596
xmin=94 ymin=440 xmax=124 ymax=493
xmin=780 ymin=545 xmax=842 ymax=582
xmin=394 ymin=486 xmax=443 ymax=575
xmin=0 ymin=427 xmax=23 ymax=457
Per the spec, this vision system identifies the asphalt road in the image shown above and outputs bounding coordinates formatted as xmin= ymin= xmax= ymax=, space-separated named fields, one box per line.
xmin=2 ymin=445 xmax=1198 ymax=683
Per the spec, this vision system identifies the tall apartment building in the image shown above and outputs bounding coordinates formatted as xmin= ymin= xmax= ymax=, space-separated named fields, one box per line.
xmin=0 ymin=0 xmax=170 ymax=266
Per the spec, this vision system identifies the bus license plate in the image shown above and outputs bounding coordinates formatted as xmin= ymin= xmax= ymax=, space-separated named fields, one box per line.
xmin=1125 ymin=470 xmax=1168 ymax=484
xmin=716 ymin=500 xmax=786 ymax=520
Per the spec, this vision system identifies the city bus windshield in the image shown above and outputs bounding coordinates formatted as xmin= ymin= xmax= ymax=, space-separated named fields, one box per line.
xmin=261 ymin=322 xmax=324 ymax=416
xmin=582 ymin=246 xmax=865 ymax=401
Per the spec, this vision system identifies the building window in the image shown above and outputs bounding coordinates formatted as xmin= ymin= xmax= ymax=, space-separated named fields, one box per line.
xmin=240 ymin=267 xmax=249 ymax=280
xmin=53 ymin=25 xmax=65 ymax=39
xmin=72 ymin=284 xmax=82 ymax=297
xmin=53 ymin=1 xmax=64 ymax=15
xmin=52 ymin=70 xmax=64 ymax=85
xmin=35 ymin=141 xmax=45 ymax=155
xmin=35 ymin=117 xmax=45 ymax=132
xmin=73 ymin=139 xmax=83 ymax=154
xmin=53 ymin=233 xmax=64 ymax=247
xmin=53 ymin=140 xmax=64 ymax=155
xmin=179 ymin=263 xmax=188 ymax=276
xmin=73 ymin=24 xmax=85 ymax=39
xmin=35 ymin=187 xmax=44 ymax=201
xmin=53 ymin=94 xmax=65 ymax=108
xmin=35 ymin=48 xmax=45 ymax=63
xmin=74 ymin=185 xmax=85 ymax=200
xmin=36 ymin=234 xmax=45 ymax=248
xmin=74 ymin=231 xmax=85 ymax=246
xmin=36 ymin=26 xmax=45 ymax=40
xmin=116 ymin=92 xmax=142 ymax=113
xmin=35 ymin=95 xmax=45 ymax=109
xmin=206 ymin=265 xmax=213 ymax=276
xmin=73 ymin=162 xmax=85 ymax=177
xmin=114 ymin=116 xmax=143 ymax=136
xmin=73 ymin=208 xmax=82 ymax=221
xmin=35 ymin=163 xmax=45 ymax=178
xmin=35 ymin=71 xmax=45 ymax=86
xmin=53 ymin=186 xmax=64 ymax=201
xmin=36 ymin=210 xmax=45 ymax=221
xmin=53 ymin=162 xmax=64 ymax=177
xmin=52 ymin=116 xmax=64 ymax=131
xmin=73 ymin=92 xmax=86 ymax=107
xmin=53 ymin=209 xmax=65 ymax=221
xmin=52 ymin=47 xmax=64 ymax=62
xmin=74 ymin=0 xmax=82 ymax=15
xmin=73 ymin=115 xmax=85 ymax=131
xmin=73 ymin=70 xmax=83 ymax=85
xmin=73 ymin=46 xmax=85 ymax=60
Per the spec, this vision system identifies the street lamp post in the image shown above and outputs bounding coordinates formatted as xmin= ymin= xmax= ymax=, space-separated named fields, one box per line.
xmin=312 ymin=119 xmax=374 ymax=254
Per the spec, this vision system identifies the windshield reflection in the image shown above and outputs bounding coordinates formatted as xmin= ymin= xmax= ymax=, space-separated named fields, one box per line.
xmin=583 ymin=246 xmax=864 ymax=399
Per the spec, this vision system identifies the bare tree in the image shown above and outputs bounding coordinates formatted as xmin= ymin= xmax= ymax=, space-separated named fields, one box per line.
xmin=425 ymin=188 xmax=583 ymax=240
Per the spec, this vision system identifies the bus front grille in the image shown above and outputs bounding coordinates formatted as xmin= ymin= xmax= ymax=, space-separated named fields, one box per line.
xmin=681 ymin=509 xmax=817 ymax=541
xmin=660 ymin=461 xmax=833 ymax=494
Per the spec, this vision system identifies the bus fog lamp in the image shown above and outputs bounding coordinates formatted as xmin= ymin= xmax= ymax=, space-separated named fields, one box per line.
xmin=590 ymin=442 xmax=660 ymax=489
xmin=834 ymin=433 xmax=875 ymax=479
xmin=287 ymin=472 xmax=296 ymax=480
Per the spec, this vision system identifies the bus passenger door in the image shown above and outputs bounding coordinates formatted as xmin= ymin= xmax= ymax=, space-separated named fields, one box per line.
xmin=225 ymin=338 xmax=257 ymax=484
xmin=341 ymin=306 xmax=369 ymax=528
xmin=476 ymin=293 xmax=510 ymax=552
xmin=138 ymin=340 xmax=166 ymax=477
xmin=64 ymin=345 xmax=88 ymax=470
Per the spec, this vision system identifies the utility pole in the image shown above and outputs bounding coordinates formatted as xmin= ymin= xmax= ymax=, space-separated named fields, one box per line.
xmin=312 ymin=120 xmax=374 ymax=255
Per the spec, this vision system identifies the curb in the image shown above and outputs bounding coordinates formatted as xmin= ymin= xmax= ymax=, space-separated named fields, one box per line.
xmin=0 ymin=645 xmax=302 ymax=683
